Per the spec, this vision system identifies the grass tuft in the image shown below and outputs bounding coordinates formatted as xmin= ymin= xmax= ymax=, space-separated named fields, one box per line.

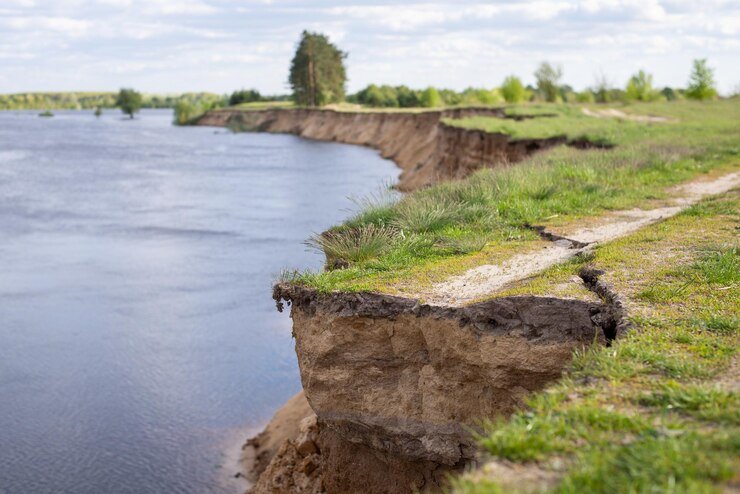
xmin=305 ymin=224 xmax=397 ymax=268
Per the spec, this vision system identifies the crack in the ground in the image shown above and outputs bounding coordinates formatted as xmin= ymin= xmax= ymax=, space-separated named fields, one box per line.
xmin=578 ymin=266 xmax=631 ymax=345
xmin=525 ymin=224 xmax=591 ymax=249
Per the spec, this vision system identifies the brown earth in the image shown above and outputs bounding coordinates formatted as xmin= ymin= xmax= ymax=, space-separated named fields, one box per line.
xmin=241 ymin=391 xmax=314 ymax=483
xmin=195 ymin=107 xmax=590 ymax=191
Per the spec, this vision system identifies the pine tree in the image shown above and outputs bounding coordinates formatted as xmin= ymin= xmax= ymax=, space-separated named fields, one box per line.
xmin=289 ymin=31 xmax=347 ymax=107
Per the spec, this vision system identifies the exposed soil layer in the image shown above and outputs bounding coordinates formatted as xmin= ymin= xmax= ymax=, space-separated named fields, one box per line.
xmin=273 ymin=284 xmax=610 ymax=465
xmin=195 ymin=108 xmax=604 ymax=190
xmin=239 ymin=284 xmax=617 ymax=493
xmin=248 ymin=413 xmax=459 ymax=494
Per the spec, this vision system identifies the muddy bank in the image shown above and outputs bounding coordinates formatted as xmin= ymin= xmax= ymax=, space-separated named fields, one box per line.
xmin=238 ymin=284 xmax=615 ymax=493
xmin=195 ymin=107 xmax=586 ymax=191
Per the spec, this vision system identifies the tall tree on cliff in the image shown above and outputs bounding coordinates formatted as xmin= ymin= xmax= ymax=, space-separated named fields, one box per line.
xmin=289 ymin=31 xmax=347 ymax=107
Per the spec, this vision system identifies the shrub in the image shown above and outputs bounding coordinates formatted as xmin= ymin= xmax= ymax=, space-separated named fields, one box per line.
xmin=625 ymin=70 xmax=661 ymax=101
xmin=229 ymin=89 xmax=262 ymax=106
xmin=686 ymin=59 xmax=718 ymax=100
xmin=173 ymin=100 xmax=200 ymax=125
xmin=461 ymin=88 xmax=503 ymax=106
xmin=500 ymin=76 xmax=526 ymax=103
xmin=419 ymin=87 xmax=443 ymax=108
xmin=534 ymin=62 xmax=563 ymax=102
xmin=576 ymin=91 xmax=595 ymax=103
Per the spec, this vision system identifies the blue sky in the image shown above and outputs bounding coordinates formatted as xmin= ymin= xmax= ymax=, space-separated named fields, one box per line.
xmin=1 ymin=0 xmax=738 ymax=95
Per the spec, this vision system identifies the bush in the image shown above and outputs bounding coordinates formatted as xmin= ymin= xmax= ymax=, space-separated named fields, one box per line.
xmin=534 ymin=62 xmax=563 ymax=102
xmin=625 ymin=70 xmax=662 ymax=102
xmin=686 ymin=59 xmax=718 ymax=100
xmin=173 ymin=101 xmax=199 ymax=125
xmin=461 ymin=88 xmax=503 ymax=106
xmin=500 ymin=76 xmax=527 ymax=103
xmin=229 ymin=89 xmax=262 ymax=106
xmin=575 ymin=91 xmax=595 ymax=103
xmin=355 ymin=84 xmax=399 ymax=107
xmin=419 ymin=87 xmax=443 ymax=108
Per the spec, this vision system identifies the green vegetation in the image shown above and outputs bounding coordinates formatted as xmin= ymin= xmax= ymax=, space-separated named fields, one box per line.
xmin=0 ymin=91 xmax=228 ymax=111
xmin=534 ymin=62 xmax=564 ymax=102
xmin=342 ymin=58 xmax=724 ymax=109
xmin=282 ymin=99 xmax=739 ymax=295
xmin=625 ymin=70 xmax=661 ymax=101
xmin=500 ymin=76 xmax=527 ymax=103
xmin=38 ymin=110 xmax=53 ymax=118
xmin=419 ymin=87 xmax=443 ymax=108
xmin=228 ymin=88 xmax=262 ymax=106
xmin=350 ymin=85 xmax=504 ymax=108
xmin=687 ymin=59 xmax=718 ymax=100
xmin=0 ymin=92 xmax=116 ymax=110
xmin=447 ymin=104 xmax=630 ymax=142
xmin=454 ymin=192 xmax=739 ymax=493
xmin=289 ymin=30 xmax=347 ymax=107
xmin=116 ymin=88 xmax=142 ymax=118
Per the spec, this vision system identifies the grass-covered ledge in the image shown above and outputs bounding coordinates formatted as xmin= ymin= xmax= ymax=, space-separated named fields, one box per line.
xmin=281 ymin=100 xmax=739 ymax=295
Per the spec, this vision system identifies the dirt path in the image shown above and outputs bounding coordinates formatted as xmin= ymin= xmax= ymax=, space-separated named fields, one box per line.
xmin=422 ymin=172 xmax=740 ymax=306
xmin=581 ymin=107 xmax=675 ymax=123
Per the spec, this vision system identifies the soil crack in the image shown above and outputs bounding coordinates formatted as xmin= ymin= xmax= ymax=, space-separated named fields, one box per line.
xmin=578 ymin=266 xmax=630 ymax=344
xmin=525 ymin=224 xmax=590 ymax=249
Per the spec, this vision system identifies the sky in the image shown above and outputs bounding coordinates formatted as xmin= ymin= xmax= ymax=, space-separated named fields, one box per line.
xmin=1 ymin=0 xmax=739 ymax=95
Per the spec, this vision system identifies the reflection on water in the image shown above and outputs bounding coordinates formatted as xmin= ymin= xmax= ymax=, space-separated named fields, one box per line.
xmin=0 ymin=110 xmax=398 ymax=493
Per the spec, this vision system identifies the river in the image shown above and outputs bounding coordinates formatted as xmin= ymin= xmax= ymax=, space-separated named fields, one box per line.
xmin=0 ymin=109 xmax=398 ymax=493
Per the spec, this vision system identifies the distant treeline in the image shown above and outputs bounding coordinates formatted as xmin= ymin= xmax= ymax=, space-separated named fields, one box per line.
xmin=0 ymin=90 xmax=289 ymax=111
xmin=358 ymin=60 xmax=720 ymax=108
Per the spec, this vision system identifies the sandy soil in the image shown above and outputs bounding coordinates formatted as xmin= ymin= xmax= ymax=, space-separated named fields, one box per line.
xmin=581 ymin=107 xmax=675 ymax=123
xmin=240 ymin=391 xmax=314 ymax=483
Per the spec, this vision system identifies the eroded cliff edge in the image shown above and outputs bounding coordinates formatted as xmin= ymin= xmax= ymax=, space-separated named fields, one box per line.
xmin=242 ymin=284 xmax=613 ymax=493
xmin=194 ymin=107 xmax=579 ymax=191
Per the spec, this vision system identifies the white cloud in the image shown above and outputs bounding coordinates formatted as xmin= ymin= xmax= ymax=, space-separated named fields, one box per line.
xmin=1 ymin=0 xmax=739 ymax=94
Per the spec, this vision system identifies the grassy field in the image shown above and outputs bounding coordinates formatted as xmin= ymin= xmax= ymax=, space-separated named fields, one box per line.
xmin=283 ymin=99 xmax=739 ymax=294
xmin=453 ymin=191 xmax=739 ymax=493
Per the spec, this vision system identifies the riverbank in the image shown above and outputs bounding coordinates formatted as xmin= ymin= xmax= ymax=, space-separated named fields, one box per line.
xmin=194 ymin=106 xmax=597 ymax=191
xmin=198 ymin=100 xmax=739 ymax=493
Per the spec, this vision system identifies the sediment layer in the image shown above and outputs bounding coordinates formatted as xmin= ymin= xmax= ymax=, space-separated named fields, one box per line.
xmin=273 ymin=285 xmax=611 ymax=464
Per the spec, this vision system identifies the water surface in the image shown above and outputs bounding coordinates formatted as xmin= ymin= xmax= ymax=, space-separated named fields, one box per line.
xmin=0 ymin=109 xmax=397 ymax=493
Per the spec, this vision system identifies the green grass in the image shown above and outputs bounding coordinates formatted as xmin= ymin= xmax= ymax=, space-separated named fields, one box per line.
xmin=283 ymin=99 xmax=739 ymax=294
xmin=453 ymin=193 xmax=739 ymax=493
xmin=448 ymin=104 xmax=635 ymax=142
xmin=230 ymin=100 xmax=294 ymax=110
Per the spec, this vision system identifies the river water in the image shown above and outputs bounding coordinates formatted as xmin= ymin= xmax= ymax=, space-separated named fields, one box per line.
xmin=0 ymin=109 xmax=398 ymax=493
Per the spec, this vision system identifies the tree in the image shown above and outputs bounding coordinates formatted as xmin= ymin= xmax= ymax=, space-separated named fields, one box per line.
xmin=289 ymin=31 xmax=347 ymax=106
xmin=396 ymin=86 xmax=420 ymax=107
xmin=625 ymin=70 xmax=660 ymax=101
xmin=534 ymin=62 xmax=563 ymax=102
xmin=500 ymin=76 xmax=526 ymax=103
xmin=592 ymin=71 xmax=614 ymax=103
xmin=116 ymin=88 xmax=142 ymax=118
xmin=419 ymin=87 xmax=442 ymax=108
xmin=686 ymin=59 xmax=717 ymax=100
xmin=229 ymin=89 xmax=262 ymax=106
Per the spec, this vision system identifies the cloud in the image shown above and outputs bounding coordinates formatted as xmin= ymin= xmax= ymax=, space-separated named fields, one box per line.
xmin=1 ymin=0 xmax=739 ymax=94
